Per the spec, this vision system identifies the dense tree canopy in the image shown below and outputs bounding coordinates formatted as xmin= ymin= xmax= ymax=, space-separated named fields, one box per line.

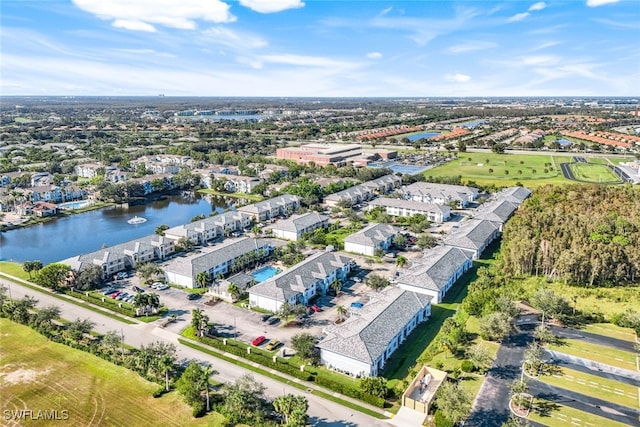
xmin=501 ymin=184 xmax=640 ymax=287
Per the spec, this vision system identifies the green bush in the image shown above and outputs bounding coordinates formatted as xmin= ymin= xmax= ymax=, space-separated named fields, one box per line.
xmin=191 ymin=400 xmax=206 ymax=418
xmin=460 ymin=360 xmax=474 ymax=373
xmin=152 ymin=386 xmax=165 ymax=398
xmin=434 ymin=410 xmax=454 ymax=427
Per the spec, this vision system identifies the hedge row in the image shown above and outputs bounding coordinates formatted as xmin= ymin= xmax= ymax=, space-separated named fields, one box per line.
xmin=198 ymin=335 xmax=385 ymax=408
xmin=67 ymin=290 xmax=136 ymax=317
xmin=199 ymin=336 xmax=314 ymax=381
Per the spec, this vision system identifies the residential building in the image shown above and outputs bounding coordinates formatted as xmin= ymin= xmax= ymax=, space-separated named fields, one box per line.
xmin=471 ymin=199 xmax=518 ymax=231
xmin=396 ymin=246 xmax=472 ymax=303
xmin=494 ymin=186 xmax=532 ymax=206
xmin=324 ymin=175 xmax=400 ymax=208
xmin=400 ymin=182 xmax=479 ymax=208
xmin=443 ymin=219 xmax=499 ymax=259
xmin=60 ymin=234 xmax=175 ymax=279
xmin=317 ymin=287 xmax=432 ymax=377
xmin=210 ymin=173 xmax=263 ymax=194
xmin=343 ymin=223 xmax=400 ymax=256
xmin=368 ymin=197 xmax=451 ymax=222
xmin=270 ymin=212 xmax=329 ymax=241
xmin=131 ymin=155 xmax=192 ymax=175
xmin=237 ymin=194 xmax=300 ymax=221
xmin=276 ymin=143 xmax=364 ymax=167
xmin=249 ymin=251 xmax=352 ymax=312
xmin=163 ymin=237 xmax=273 ymax=288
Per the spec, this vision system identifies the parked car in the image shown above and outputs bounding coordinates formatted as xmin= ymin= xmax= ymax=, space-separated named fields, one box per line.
xmin=110 ymin=291 xmax=121 ymax=299
xmin=267 ymin=317 xmax=280 ymax=325
xmin=261 ymin=314 xmax=273 ymax=322
xmin=186 ymin=293 xmax=201 ymax=300
xmin=156 ymin=284 xmax=169 ymax=290
xmin=310 ymin=305 xmax=321 ymax=313
xmin=265 ymin=340 xmax=281 ymax=351
xmin=132 ymin=286 xmax=144 ymax=293
xmin=151 ymin=282 xmax=163 ymax=289
xmin=101 ymin=287 xmax=115 ymax=295
xmin=252 ymin=336 xmax=266 ymax=346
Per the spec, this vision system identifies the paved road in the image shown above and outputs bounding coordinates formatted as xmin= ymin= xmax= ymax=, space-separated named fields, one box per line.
xmin=550 ymin=325 xmax=637 ymax=354
xmin=3 ymin=278 xmax=388 ymax=427
xmin=560 ymin=162 xmax=576 ymax=180
xmin=466 ymin=324 xmax=536 ymax=426
xmin=528 ymin=377 xmax=640 ymax=426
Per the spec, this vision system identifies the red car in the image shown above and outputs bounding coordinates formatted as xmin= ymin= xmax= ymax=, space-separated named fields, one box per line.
xmin=110 ymin=291 xmax=121 ymax=299
xmin=310 ymin=305 xmax=321 ymax=313
xmin=252 ymin=336 xmax=266 ymax=346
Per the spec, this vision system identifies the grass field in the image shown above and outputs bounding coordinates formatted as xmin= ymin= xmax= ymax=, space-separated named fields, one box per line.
xmin=580 ymin=323 xmax=638 ymax=343
xmin=0 ymin=261 xmax=30 ymax=280
xmin=516 ymin=276 xmax=640 ymax=321
xmin=527 ymin=398 xmax=629 ymax=427
xmin=546 ymin=339 xmax=637 ymax=371
xmin=535 ymin=366 xmax=638 ymax=409
xmin=568 ymin=163 xmax=622 ymax=183
xmin=425 ymin=152 xmax=573 ymax=187
xmin=0 ymin=319 xmax=225 ymax=426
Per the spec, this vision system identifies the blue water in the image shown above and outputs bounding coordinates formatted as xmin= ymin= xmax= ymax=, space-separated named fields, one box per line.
xmin=368 ymin=162 xmax=429 ymax=175
xmin=407 ymin=132 xmax=441 ymax=141
xmin=557 ymin=139 xmax=573 ymax=146
xmin=460 ymin=120 xmax=487 ymax=128
xmin=252 ymin=265 xmax=280 ymax=283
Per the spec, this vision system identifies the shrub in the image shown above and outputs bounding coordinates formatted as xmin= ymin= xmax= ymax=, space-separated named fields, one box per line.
xmin=434 ymin=410 xmax=454 ymax=427
xmin=191 ymin=400 xmax=206 ymax=418
xmin=460 ymin=360 xmax=474 ymax=373
xmin=152 ymin=386 xmax=165 ymax=398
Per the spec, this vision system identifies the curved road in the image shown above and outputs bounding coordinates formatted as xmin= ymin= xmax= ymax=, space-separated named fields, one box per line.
xmin=2 ymin=277 xmax=388 ymax=427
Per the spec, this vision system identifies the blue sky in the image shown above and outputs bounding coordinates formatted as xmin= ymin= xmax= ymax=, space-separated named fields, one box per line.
xmin=1 ymin=0 xmax=638 ymax=97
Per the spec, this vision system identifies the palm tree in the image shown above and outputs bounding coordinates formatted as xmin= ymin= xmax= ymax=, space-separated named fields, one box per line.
xmin=329 ymin=279 xmax=343 ymax=296
xmin=199 ymin=364 xmax=218 ymax=412
xmin=227 ymin=283 xmax=240 ymax=301
xmin=195 ymin=271 xmax=209 ymax=289
xmin=336 ymin=305 xmax=347 ymax=322
xmin=159 ymin=354 xmax=174 ymax=392
xmin=395 ymin=255 xmax=408 ymax=269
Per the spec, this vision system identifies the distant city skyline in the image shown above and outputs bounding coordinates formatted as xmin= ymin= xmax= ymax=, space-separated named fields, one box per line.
xmin=1 ymin=0 xmax=638 ymax=97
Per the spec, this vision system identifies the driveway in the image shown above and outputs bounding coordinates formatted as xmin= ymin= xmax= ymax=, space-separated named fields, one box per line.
xmin=466 ymin=324 xmax=536 ymax=427
xmin=549 ymin=325 xmax=638 ymax=353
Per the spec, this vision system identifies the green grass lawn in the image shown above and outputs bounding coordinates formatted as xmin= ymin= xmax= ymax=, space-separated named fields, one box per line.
xmin=580 ymin=323 xmax=638 ymax=343
xmin=535 ymin=366 xmax=638 ymax=409
xmin=515 ymin=276 xmax=640 ymax=321
xmin=546 ymin=339 xmax=637 ymax=371
xmin=568 ymin=163 xmax=622 ymax=183
xmin=0 ymin=319 xmax=226 ymax=427
xmin=528 ymin=397 xmax=629 ymax=427
xmin=0 ymin=261 xmax=30 ymax=280
xmin=424 ymin=152 xmax=573 ymax=187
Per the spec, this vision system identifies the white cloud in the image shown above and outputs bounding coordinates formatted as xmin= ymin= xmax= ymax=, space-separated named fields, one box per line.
xmin=201 ymin=27 xmax=268 ymax=50
xmin=259 ymin=54 xmax=359 ymax=70
xmin=367 ymin=52 xmax=383 ymax=59
xmin=446 ymin=41 xmax=497 ymax=54
xmin=112 ymin=19 xmax=156 ymax=32
xmin=586 ymin=0 xmax=620 ymax=6
xmin=508 ymin=12 xmax=530 ymax=22
xmin=71 ymin=0 xmax=235 ymax=32
xmin=445 ymin=73 xmax=471 ymax=82
xmin=528 ymin=2 xmax=547 ymax=12
xmin=238 ymin=0 xmax=304 ymax=14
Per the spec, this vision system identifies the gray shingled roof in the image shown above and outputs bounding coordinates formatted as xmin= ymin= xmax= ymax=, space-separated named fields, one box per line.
xmin=368 ymin=197 xmax=450 ymax=215
xmin=344 ymin=223 xmax=399 ymax=246
xmin=401 ymin=182 xmax=478 ymax=203
xmin=249 ymin=251 xmax=352 ymax=302
xmin=272 ymin=212 xmax=328 ymax=233
xmin=397 ymin=246 xmax=471 ymax=292
xmin=443 ymin=219 xmax=498 ymax=250
xmin=472 ymin=200 xmax=517 ymax=224
xmin=318 ymin=287 xmax=432 ymax=364
xmin=495 ymin=187 xmax=532 ymax=205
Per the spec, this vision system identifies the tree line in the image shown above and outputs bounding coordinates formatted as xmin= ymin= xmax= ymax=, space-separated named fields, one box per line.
xmin=501 ymin=184 xmax=640 ymax=287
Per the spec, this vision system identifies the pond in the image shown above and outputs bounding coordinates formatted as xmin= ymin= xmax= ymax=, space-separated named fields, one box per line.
xmin=0 ymin=193 xmax=242 ymax=264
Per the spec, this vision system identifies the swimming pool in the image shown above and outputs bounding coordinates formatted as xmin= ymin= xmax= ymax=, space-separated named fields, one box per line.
xmin=58 ymin=200 xmax=90 ymax=210
xmin=252 ymin=265 xmax=280 ymax=283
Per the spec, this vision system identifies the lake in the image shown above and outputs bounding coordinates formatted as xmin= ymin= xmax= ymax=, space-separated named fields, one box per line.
xmin=0 ymin=193 xmax=241 ymax=264
xmin=407 ymin=132 xmax=441 ymax=141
